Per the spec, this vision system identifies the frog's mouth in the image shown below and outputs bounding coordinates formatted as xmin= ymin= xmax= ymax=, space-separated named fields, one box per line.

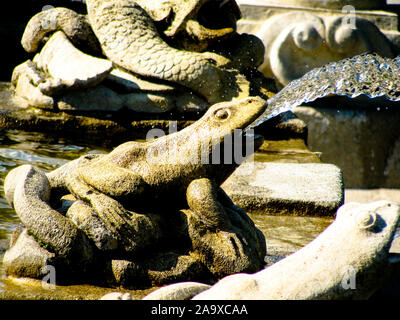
xmin=241 ymin=107 xmax=269 ymax=154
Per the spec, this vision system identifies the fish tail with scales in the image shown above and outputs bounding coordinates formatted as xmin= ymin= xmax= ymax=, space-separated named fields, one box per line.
xmin=86 ymin=0 xmax=233 ymax=104
xmin=251 ymin=53 xmax=400 ymax=128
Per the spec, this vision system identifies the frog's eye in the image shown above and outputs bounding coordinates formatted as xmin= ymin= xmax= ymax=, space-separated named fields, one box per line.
xmin=356 ymin=211 xmax=377 ymax=230
xmin=214 ymin=108 xmax=230 ymax=120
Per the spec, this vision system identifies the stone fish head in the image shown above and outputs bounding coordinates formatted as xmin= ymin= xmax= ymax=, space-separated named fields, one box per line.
xmin=189 ymin=201 xmax=400 ymax=300
xmin=335 ymin=201 xmax=400 ymax=266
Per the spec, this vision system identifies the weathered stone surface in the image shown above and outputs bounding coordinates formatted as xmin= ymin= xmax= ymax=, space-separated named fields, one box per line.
xmin=237 ymin=0 xmax=400 ymax=87
xmin=254 ymin=0 xmax=387 ymax=9
xmin=3 ymin=164 xmax=95 ymax=278
xmin=0 ymin=82 xmax=292 ymax=146
xmin=14 ymin=72 xmax=54 ymax=110
xmin=3 ymin=229 xmax=55 ymax=279
xmin=192 ymin=201 xmax=400 ymax=300
xmin=10 ymin=0 xmax=273 ymax=113
xmin=100 ymin=292 xmax=132 ymax=300
xmin=107 ymin=68 xmax=176 ymax=93
xmin=21 ymin=6 xmax=100 ymax=54
xmin=66 ymin=200 xmax=118 ymax=251
xmin=182 ymin=207 xmax=266 ymax=278
xmin=345 ymin=188 xmax=400 ymax=205
xmin=294 ymin=102 xmax=400 ymax=188
xmin=33 ymin=31 xmax=113 ymax=91
xmin=257 ymin=12 xmax=395 ymax=87
xmin=142 ymin=282 xmax=211 ymax=300
xmin=222 ymin=161 xmax=344 ymax=217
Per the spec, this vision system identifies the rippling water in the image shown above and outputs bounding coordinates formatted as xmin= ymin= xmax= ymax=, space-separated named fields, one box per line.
xmin=0 ymin=130 xmax=108 ymax=241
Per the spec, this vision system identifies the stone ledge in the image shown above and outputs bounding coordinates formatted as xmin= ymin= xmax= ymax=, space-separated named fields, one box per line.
xmin=0 ymin=82 xmax=307 ymax=144
xmin=222 ymin=162 xmax=344 ymax=217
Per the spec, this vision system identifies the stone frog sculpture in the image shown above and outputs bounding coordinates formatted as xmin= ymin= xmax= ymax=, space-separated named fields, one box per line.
xmin=3 ymin=96 xmax=267 ymax=287
xmin=11 ymin=0 xmax=269 ymax=113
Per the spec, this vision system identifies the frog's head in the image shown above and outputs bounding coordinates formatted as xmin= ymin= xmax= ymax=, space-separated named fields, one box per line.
xmin=202 ymin=96 xmax=266 ymax=133
xmin=193 ymin=96 xmax=267 ymax=164
xmin=146 ymin=96 xmax=267 ymax=171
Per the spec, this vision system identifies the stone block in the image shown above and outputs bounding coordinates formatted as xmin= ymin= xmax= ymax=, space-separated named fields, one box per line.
xmin=222 ymin=161 xmax=344 ymax=217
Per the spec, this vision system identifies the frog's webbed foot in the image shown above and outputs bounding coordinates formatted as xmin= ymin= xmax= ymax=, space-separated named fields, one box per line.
xmin=66 ymin=200 xmax=118 ymax=252
xmin=66 ymin=174 xmax=128 ymax=237
xmin=85 ymin=192 xmax=163 ymax=253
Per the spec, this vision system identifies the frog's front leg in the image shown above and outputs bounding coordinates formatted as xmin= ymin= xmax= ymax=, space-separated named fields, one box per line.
xmin=65 ymin=171 xmax=131 ymax=236
xmin=185 ymin=178 xmax=266 ymax=277
xmin=65 ymin=163 xmax=162 ymax=253
xmin=186 ymin=178 xmax=232 ymax=230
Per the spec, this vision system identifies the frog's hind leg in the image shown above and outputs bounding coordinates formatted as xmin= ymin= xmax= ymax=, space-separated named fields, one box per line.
xmin=185 ymin=178 xmax=266 ymax=277
xmin=4 ymin=165 xmax=94 ymax=272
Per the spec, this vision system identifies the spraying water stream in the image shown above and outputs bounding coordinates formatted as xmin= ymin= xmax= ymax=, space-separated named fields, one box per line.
xmin=250 ymin=53 xmax=400 ymax=128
